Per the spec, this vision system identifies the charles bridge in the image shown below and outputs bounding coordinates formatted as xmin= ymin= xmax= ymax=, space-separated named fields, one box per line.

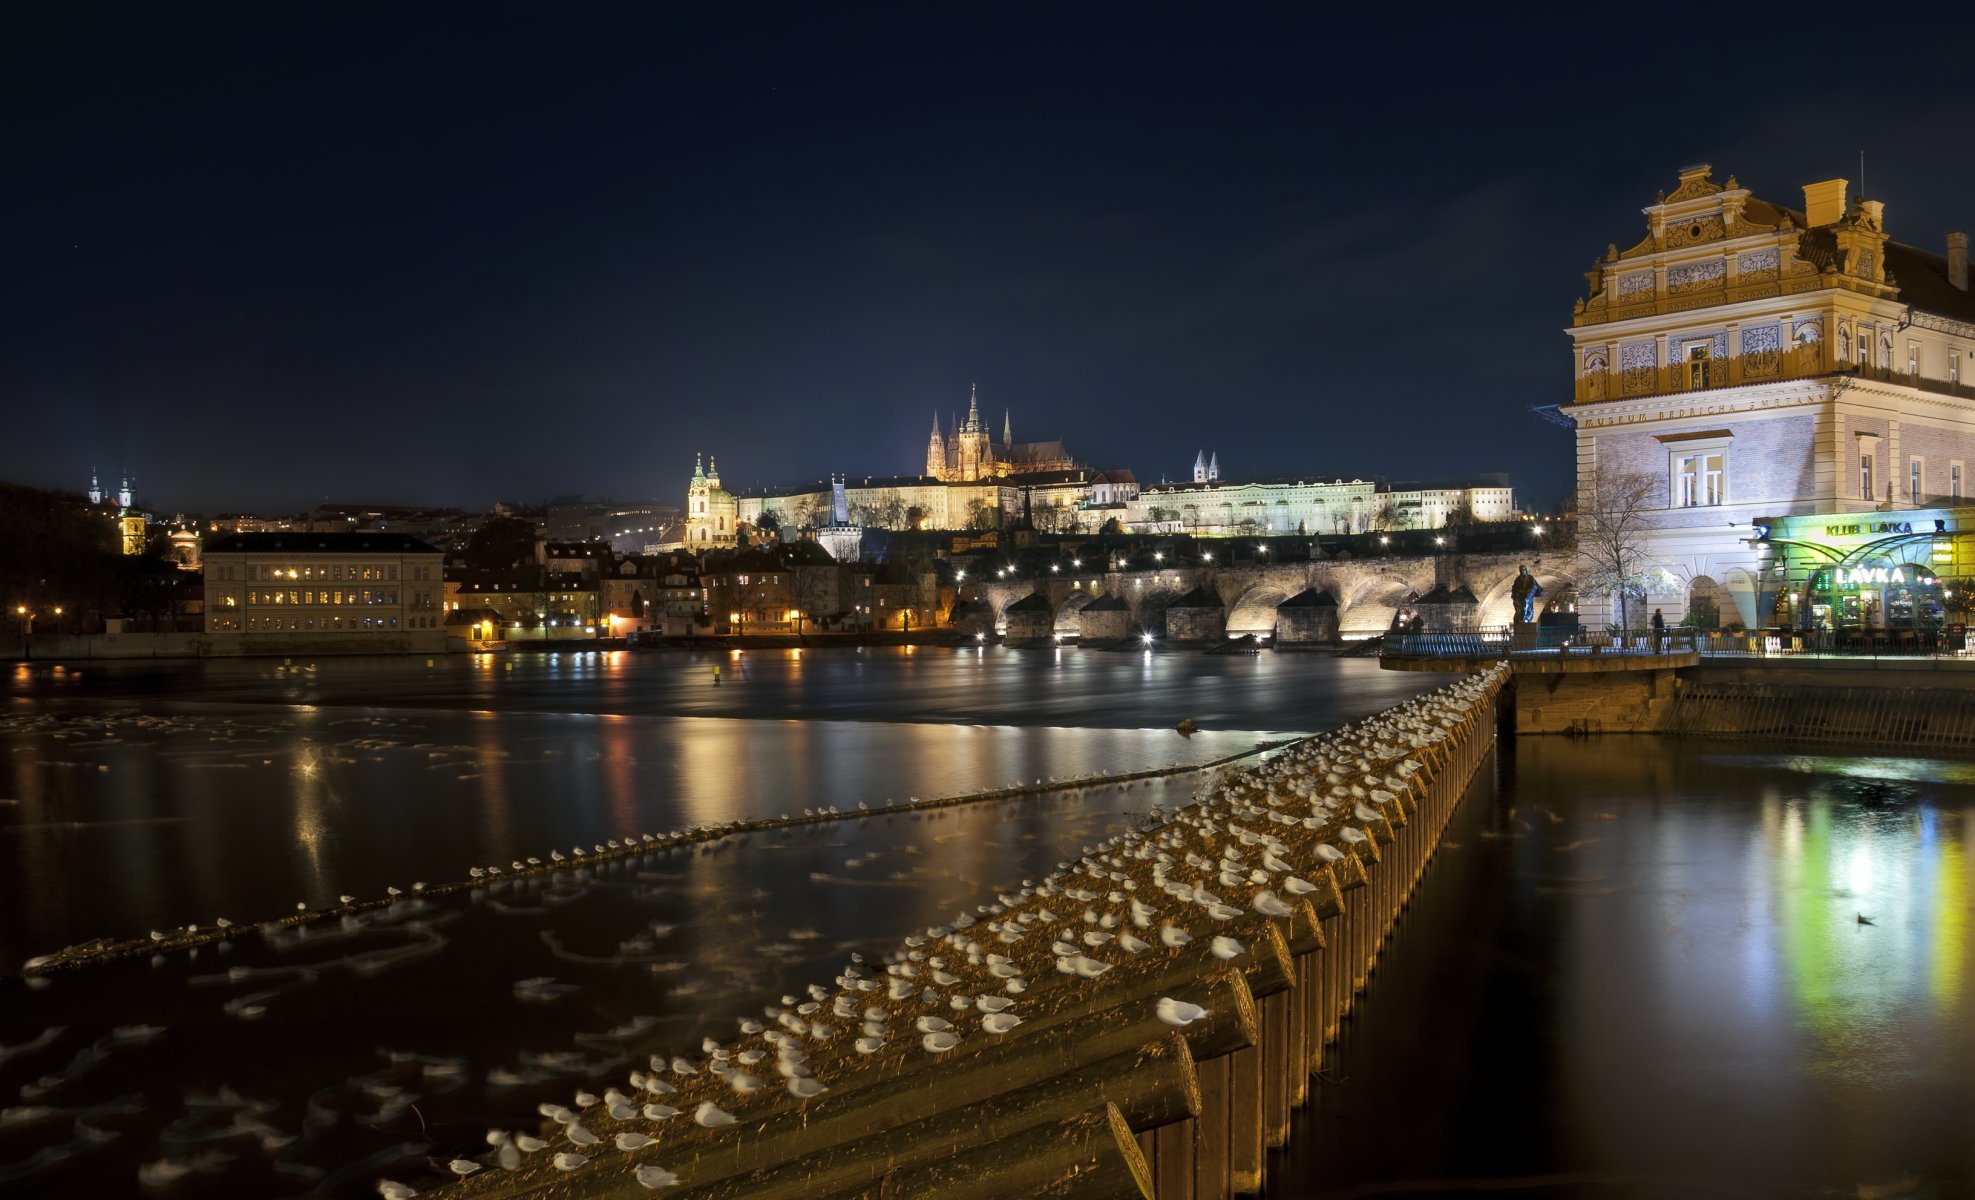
xmin=957 ymin=548 xmax=1577 ymax=642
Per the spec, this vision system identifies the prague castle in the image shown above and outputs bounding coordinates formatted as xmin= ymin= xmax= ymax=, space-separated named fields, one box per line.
xmin=924 ymin=384 xmax=1078 ymax=482
xmin=1564 ymin=163 xmax=1975 ymax=631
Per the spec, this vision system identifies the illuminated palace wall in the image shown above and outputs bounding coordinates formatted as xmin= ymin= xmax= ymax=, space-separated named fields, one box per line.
xmin=1563 ymin=164 xmax=1975 ymax=628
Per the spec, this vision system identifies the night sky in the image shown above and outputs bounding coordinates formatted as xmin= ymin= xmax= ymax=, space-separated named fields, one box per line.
xmin=6 ymin=6 xmax=1971 ymax=515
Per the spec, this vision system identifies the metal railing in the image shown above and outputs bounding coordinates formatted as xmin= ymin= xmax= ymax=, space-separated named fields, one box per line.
xmin=1383 ymin=626 xmax=1975 ymax=662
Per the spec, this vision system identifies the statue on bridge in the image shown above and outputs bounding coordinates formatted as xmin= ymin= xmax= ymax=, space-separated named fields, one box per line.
xmin=1511 ymin=565 xmax=1543 ymax=647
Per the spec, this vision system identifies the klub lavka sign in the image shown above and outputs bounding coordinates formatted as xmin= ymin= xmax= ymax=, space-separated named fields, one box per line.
xmin=1823 ymin=521 xmax=1913 ymax=537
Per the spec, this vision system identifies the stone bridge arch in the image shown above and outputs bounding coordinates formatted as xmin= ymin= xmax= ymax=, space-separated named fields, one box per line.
xmin=1225 ymin=585 xmax=1290 ymax=638
xmin=1132 ymin=585 xmax=1186 ymax=634
xmin=1055 ymin=590 xmax=1096 ymax=636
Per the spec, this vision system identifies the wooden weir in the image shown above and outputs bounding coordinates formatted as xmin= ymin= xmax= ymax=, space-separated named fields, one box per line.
xmin=433 ymin=667 xmax=1508 ymax=1200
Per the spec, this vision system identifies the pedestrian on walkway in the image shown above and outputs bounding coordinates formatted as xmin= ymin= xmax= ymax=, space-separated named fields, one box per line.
xmin=1651 ymin=608 xmax=1665 ymax=653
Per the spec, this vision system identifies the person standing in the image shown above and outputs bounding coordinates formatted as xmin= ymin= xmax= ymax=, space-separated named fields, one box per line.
xmin=1650 ymin=608 xmax=1665 ymax=652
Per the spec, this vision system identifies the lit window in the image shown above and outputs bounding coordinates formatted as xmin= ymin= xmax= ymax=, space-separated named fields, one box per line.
xmin=1956 ymin=463 xmax=1965 ymax=500
xmin=1911 ymin=459 xmax=1922 ymax=503
xmin=1861 ymin=454 xmax=1874 ymax=500
xmin=1685 ymin=343 xmax=1711 ymax=390
xmin=1908 ymin=343 xmax=1919 ymax=376
xmin=1674 ymin=452 xmax=1725 ymax=507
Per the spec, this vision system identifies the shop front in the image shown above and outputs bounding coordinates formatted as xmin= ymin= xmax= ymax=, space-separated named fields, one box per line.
xmin=1752 ymin=507 xmax=1974 ymax=634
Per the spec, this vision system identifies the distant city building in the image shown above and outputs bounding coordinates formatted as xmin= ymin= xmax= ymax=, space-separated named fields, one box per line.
xmin=684 ymin=454 xmax=738 ymax=549
xmin=202 ymin=531 xmax=445 ymax=649
xmin=1563 ymin=163 xmax=1975 ymax=629
xmin=925 ymin=386 xmax=1078 ymax=482
xmin=1124 ymin=464 xmax=1512 ymax=536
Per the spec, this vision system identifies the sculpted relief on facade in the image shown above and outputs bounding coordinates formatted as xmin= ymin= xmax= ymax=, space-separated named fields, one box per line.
xmin=1740 ymin=323 xmax=1782 ymax=378
xmin=1666 ymin=257 xmax=1726 ymax=295
xmin=1620 ymin=342 xmax=1657 ymax=396
xmin=1736 ymin=248 xmax=1780 ymax=279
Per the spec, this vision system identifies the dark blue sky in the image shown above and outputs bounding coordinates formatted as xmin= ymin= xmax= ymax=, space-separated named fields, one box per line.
xmin=6 ymin=5 xmax=1971 ymax=514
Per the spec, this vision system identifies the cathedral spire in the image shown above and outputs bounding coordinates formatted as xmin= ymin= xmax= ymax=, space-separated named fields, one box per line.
xmin=1003 ymin=409 xmax=1012 ymax=447
xmin=693 ymin=453 xmax=705 ymax=483
xmin=966 ymin=383 xmax=981 ymax=433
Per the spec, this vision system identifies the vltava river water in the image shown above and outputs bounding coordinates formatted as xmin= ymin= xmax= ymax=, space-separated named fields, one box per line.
xmin=3 ymin=651 xmax=1971 ymax=1197
xmin=1281 ymin=737 xmax=1975 ymax=1199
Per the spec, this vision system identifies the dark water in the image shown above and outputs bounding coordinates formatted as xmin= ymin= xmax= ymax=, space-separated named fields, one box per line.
xmin=0 ymin=648 xmax=1432 ymax=969
xmin=1282 ymin=738 xmax=1975 ymax=1200
xmin=0 ymin=648 xmax=1432 ymax=1198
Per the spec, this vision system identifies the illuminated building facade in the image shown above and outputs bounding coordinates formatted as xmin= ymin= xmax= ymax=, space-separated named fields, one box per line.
xmin=925 ymin=386 xmax=1078 ymax=483
xmin=1563 ymin=164 xmax=1975 ymax=628
xmin=202 ymin=531 xmax=445 ymax=649
xmin=684 ymin=454 xmax=738 ymax=549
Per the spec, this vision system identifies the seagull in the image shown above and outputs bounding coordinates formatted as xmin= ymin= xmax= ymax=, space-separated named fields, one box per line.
xmin=553 ymin=1152 xmax=588 ymax=1171
xmin=615 ymin=1132 xmax=655 ymax=1151
xmin=376 ymin=1181 xmax=417 ymax=1199
xmin=694 ymin=1102 xmax=736 ymax=1127
xmin=1156 ymin=998 xmax=1210 ymax=1027
xmin=634 ymin=1164 xmax=680 ymax=1189
xmin=448 ymin=1160 xmax=479 ymax=1176
xmin=1857 ymin=913 xmax=1875 ymax=926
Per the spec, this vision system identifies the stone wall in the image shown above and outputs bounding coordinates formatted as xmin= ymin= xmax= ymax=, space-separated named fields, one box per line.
xmin=1276 ymin=606 xmax=1338 ymax=643
xmin=1165 ymin=604 xmax=1226 ymax=643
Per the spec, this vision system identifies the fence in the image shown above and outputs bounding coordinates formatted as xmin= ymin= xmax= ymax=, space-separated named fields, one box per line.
xmin=1385 ymin=626 xmax=1974 ymax=662
xmin=1667 ymin=682 xmax=1975 ymax=748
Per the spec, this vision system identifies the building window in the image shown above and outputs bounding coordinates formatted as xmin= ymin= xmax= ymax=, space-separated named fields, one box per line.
xmin=1908 ymin=342 xmax=1920 ymax=377
xmin=1953 ymin=353 xmax=1962 ymax=386
xmin=1911 ymin=458 xmax=1923 ymax=503
xmin=1861 ymin=454 xmax=1874 ymax=500
xmin=1685 ymin=343 xmax=1712 ymax=390
xmin=1674 ymin=452 xmax=1725 ymax=507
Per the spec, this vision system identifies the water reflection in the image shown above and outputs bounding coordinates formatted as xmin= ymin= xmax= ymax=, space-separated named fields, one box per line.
xmin=1284 ymin=738 xmax=1975 ymax=1198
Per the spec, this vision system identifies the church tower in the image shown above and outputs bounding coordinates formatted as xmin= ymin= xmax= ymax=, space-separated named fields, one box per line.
xmin=87 ymin=469 xmax=102 ymax=505
xmin=926 ymin=412 xmax=947 ymax=480
xmin=955 ymin=384 xmax=993 ymax=481
xmin=1193 ymin=451 xmax=1208 ymax=483
xmin=684 ymin=453 xmax=737 ymax=549
xmin=1207 ymin=452 xmax=1219 ymax=482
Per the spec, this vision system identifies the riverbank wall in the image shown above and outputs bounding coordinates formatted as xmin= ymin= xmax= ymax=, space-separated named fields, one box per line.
xmin=1508 ymin=659 xmax=1975 ymax=747
xmin=418 ymin=668 xmax=1507 ymax=1200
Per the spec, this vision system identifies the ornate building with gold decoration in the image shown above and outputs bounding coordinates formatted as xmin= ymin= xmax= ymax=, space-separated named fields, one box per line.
xmin=1563 ymin=163 xmax=1975 ymax=630
xmin=924 ymin=385 xmax=1078 ymax=482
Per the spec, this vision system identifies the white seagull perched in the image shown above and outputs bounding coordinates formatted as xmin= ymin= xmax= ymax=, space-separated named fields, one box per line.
xmin=634 ymin=1164 xmax=681 ymax=1189
xmin=1156 ymin=997 xmax=1210 ymax=1027
xmin=694 ymin=1102 xmax=736 ymax=1127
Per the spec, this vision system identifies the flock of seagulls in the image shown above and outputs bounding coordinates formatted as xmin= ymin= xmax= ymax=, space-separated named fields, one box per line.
xmin=5 ymin=669 xmax=1503 ymax=1198
xmin=360 ymin=668 xmax=1502 ymax=1195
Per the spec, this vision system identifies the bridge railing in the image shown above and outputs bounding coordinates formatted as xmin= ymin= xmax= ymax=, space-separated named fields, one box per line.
xmin=1385 ymin=626 xmax=1975 ymax=662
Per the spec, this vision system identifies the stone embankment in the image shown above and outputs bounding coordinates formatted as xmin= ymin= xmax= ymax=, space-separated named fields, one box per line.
xmin=403 ymin=666 xmax=1508 ymax=1200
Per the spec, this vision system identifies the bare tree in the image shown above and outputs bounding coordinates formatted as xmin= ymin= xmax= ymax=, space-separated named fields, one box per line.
xmin=788 ymin=565 xmax=837 ymax=634
xmin=1577 ymin=463 xmax=1658 ymax=631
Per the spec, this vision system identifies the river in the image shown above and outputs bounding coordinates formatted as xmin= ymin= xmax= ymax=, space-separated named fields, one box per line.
xmin=3 ymin=651 xmax=1971 ymax=1197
